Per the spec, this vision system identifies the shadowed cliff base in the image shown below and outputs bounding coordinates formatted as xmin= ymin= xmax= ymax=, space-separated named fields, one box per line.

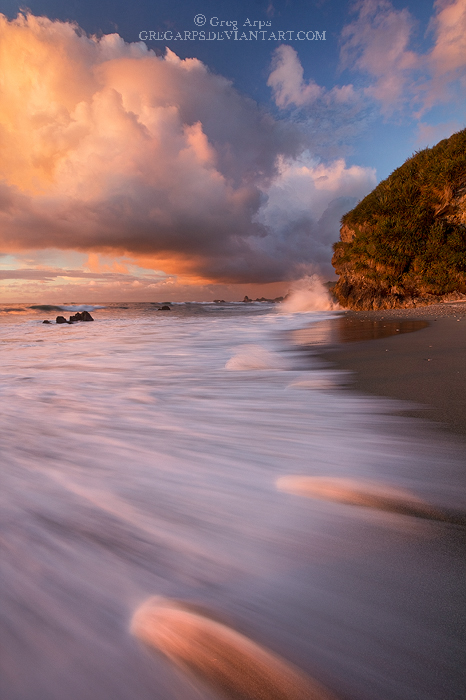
xmin=296 ymin=304 xmax=466 ymax=437
xmin=332 ymin=129 xmax=466 ymax=310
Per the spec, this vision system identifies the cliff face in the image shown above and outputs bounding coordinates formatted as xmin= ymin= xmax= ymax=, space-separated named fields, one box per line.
xmin=332 ymin=129 xmax=466 ymax=309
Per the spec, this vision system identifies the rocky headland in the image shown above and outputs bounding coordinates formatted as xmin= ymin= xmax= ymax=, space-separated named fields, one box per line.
xmin=332 ymin=129 xmax=466 ymax=309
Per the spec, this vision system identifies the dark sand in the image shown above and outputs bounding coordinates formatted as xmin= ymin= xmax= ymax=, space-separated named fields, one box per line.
xmin=300 ymin=302 xmax=466 ymax=437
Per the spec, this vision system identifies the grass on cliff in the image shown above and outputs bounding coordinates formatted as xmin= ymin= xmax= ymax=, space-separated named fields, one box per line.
xmin=334 ymin=128 xmax=466 ymax=298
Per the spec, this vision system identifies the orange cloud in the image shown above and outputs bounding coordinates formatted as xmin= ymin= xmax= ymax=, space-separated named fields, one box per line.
xmin=0 ymin=13 xmax=375 ymax=284
xmin=85 ymin=253 xmax=129 ymax=274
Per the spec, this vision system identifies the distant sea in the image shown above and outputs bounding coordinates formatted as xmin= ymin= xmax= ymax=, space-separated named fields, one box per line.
xmin=1 ymin=301 xmax=465 ymax=700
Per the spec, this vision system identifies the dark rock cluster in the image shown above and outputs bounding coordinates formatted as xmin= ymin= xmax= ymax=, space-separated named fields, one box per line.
xmin=51 ymin=311 xmax=94 ymax=324
xmin=70 ymin=311 xmax=94 ymax=322
xmin=242 ymin=295 xmax=284 ymax=303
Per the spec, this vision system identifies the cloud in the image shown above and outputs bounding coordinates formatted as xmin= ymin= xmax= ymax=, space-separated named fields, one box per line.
xmin=340 ymin=0 xmax=419 ymax=113
xmin=254 ymin=154 xmax=377 ymax=277
xmin=430 ymin=0 xmax=466 ymax=76
xmin=416 ymin=119 xmax=464 ymax=147
xmin=339 ymin=0 xmax=466 ymax=115
xmin=267 ymin=45 xmax=371 ymax=157
xmin=0 ymin=13 xmax=378 ymax=284
xmin=267 ymin=45 xmax=323 ymax=108
xmin=0 ymin=267 xmax=163 ymax=281
xmin=0 ymin=13 xmax=298 ymax=283
xmin=427 ymin=0 xmax=466 ymax=106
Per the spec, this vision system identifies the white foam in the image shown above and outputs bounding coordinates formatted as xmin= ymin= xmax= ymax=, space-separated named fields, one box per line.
xmin=225 ymin=344 xmax=287 ymax=370
xmin=59 ymin=304 xmax=105 ymax=312
xmin=281 ymin=275 xmax=338 ymax=313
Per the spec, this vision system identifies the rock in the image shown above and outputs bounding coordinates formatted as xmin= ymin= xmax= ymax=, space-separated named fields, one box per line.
xmin=42 ymin=320 xmax=51 ymax=324
xmin=213 ymin=299 xmax=226 ymax=303
xmin=158 ymin=305 xmax=171 ymax=311
xmin=56 ymin=316 xmax=69 ymax=324
xmin=242 ymin=296 xmax=252 ymax=303
xmin=69 ymin=311 xmax=94 ymax=322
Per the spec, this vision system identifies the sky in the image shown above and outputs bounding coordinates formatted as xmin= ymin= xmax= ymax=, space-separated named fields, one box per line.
xmin=0 ymin=0 xmax=465 ymax=302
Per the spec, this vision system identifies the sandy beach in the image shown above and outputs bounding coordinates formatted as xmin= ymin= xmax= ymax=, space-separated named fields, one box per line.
xmin=3 ymin=301 xmax=466 ymax=700
xmin=312 ymin=302 xmax=466 ymax=437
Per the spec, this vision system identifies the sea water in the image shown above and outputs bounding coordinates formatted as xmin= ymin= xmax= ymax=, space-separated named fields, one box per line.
xmin=1 ymin=302 xmax=465 ymax=700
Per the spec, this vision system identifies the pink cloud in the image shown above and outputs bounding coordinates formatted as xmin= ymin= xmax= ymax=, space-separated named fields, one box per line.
xmin=430 ymin=0 xmax=466 ymax=75
xmin=416 ymin=119 xmax=463 ymax=147
xmin=426 ymin=0 xmax=466 ymax=106
xmin=0 ymin=12 xmax=375 ymax=284
xmin=340 ymin=0 xmax=419 ymax=113
xmin=339 ymin=0 xmax=466 ymax=115
xmin=267 ymin=45 xmax=323 ymax=107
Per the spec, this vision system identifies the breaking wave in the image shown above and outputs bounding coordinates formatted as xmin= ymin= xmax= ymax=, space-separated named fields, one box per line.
xmin=281 ymin=275 xmax=338 ymax=313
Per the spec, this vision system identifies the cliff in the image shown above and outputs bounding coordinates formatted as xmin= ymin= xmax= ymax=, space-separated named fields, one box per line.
xmin=332 ymin=129 xmax=466 ymax=309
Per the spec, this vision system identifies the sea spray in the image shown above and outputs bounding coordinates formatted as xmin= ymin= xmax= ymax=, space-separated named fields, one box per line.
xmin=281 ymin=275 xmax=338 ymax=313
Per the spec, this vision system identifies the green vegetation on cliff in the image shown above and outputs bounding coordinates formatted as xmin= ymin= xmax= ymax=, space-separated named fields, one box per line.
xmin=332 ymin=128 xmax=466 ymax=309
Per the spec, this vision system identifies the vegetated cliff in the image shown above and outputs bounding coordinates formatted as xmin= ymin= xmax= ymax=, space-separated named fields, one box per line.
xmin=332 ymin=129 xmax=466 ymax=309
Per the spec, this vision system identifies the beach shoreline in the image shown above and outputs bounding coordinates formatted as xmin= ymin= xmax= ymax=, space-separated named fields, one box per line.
xmin=310 ymin=302 xmax=466 ymax=438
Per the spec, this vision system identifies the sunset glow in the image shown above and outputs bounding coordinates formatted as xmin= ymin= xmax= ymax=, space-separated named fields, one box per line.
xmin=1 ymin=2 xmax=465 ymax=300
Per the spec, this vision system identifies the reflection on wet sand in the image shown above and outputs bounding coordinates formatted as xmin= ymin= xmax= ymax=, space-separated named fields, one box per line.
xmin=293 ymin=317 xmax=429 ymax=347
xmin=132 ymin=597 xmax=338 ymax=700
xmin=276 ymin=477 xmax=466 ymax=525
xmin=2 ymin=304 xmax=465 ymax=700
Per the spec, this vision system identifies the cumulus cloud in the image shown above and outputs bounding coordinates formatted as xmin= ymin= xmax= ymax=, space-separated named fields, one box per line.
xmin=268 ymin=44 xmax=364 ymax=113
xmin=0 ymin=13 xmax=378 ymax=284
xmin=267 ymin=45 xmax=323 ymax=108
xmin=254 ymin=154 xmax=376 ymax=277
xmin=0 ymin=14 xmax=290 ymax=282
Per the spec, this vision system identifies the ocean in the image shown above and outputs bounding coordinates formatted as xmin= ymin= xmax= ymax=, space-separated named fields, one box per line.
xmin=1 ymin=300 xmax=465 ymax=700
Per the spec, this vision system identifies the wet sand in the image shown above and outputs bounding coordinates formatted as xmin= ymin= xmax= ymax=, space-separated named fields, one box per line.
xmin=303 ymin=302 xmax=466 ymax=437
